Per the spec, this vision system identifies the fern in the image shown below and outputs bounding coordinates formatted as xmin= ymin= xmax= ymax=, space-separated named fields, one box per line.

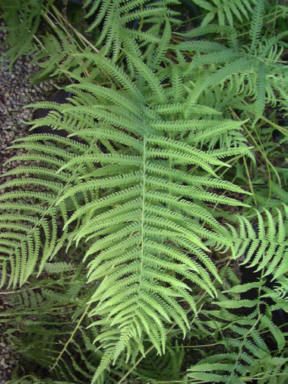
xmin=0 ymin=0 xmax=45 ymax=62
xmin=31 ymin=28 xmax=85 ymax=81
xmin=0 ymin=53 xmax=248 ymax=378
xmin=54 ymin=58 xmax=248 ymax=375
xmin=136 ymin=344 xmax=185 ymax=382
xmin=250 ymin=0 xmax=265 ymax=52
xmin=1 ymin=0 xmax=288 ymax=382
xmin=83 ymin=0 xmax=177 ymax=65
xmin=3 ymin=270 xmax=103 ymax=384
xmin=179 ymin=1 xmax=288 ymax=119
xmin=187 ymin=267 xmax=288 ymax=383
xmin=0 ymin=133 xmax=92 ymax=288
xmin=227 ymin=206 xmax=288 ymax=282
xmin=191 ymin=0 xmax=257 ymax=26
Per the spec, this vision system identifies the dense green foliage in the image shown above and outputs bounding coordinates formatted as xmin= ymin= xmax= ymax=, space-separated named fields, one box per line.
xmin=0 ymin=0 xmax=288 ymax=383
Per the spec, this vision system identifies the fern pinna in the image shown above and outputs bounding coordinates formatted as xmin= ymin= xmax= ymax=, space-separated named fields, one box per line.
xmin=228 ymin=206 xmax=288 ymax=285
xmin=0 ymin=52 xmax=248 ymax=378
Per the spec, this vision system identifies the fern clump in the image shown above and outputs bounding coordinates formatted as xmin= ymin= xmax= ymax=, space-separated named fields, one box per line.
xmin=1 ymin=0 xmax=288 ymax=383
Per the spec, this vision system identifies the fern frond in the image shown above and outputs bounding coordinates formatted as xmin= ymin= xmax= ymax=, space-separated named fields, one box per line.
xmin=191 ymin=0 xmax=256 ymax=26
xmin=1 ymin=0 xmax=44 ymax=62
xmin=37 ymin=59 xmax=248 ymax=374
xmin=227 ymin=206 xmax=288 ymax=281
xmin=250 ymin=0 xmax=265 ymax=52
xmin=83 ymin=0 xmax=176 ymax=64
xmin=0 ymin=131 xmax=95 ymax=288
xmin=187 ymin=265 xmax=288 ymax=383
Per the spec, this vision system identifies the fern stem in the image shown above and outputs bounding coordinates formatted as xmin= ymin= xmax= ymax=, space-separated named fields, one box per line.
xmin=50 ymin=303 xmax=91 ymax=372
xmin=260 ymin=115 xmax=288 ymax=136
xmin=243 ymin=157 xmax=257 ymax=205
xmin=50 ymin=5 xmax=99 ymax=54
xmin=230 ymin=108 xmax=281 ymax=186
xmin=227 ymin=278 xmax=264 ymax=383
xmin=138 ymin=136 xmax=147 ymax=290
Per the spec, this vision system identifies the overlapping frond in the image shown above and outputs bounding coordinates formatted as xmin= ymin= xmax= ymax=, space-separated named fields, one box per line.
xmin=179 ymin=1 xmax=288 ymax=119
xmin=187 ymin=267 xmax=288 ymax=383
xmin=228 ymin=206 xmax=288 ymax=282
xmin=191 ymin=0 xmax=256 ymax=26
xmin=0 ymin=133 xmax=91 ymax=288
xmin=83 ymin=0 xmax=177 ymax=64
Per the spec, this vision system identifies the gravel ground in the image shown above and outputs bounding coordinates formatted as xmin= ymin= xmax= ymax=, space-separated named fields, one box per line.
xmin=0 ymin=23 xmax=55 ymax=383
xmin=0 ymin=30 xmax=54 ymax=177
